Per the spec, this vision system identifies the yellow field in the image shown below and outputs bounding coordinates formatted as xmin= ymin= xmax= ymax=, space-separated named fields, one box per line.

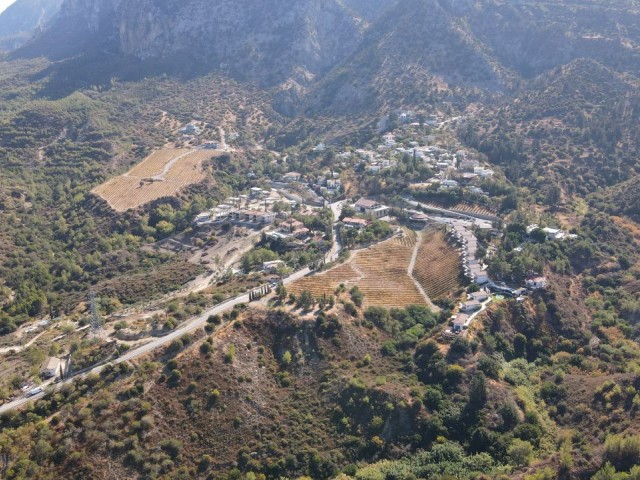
xmin=290 ymin=232 xmax=426 ymax=309
xmin=412 ymin=227 xmax=463 ymax=300
xmin=93 ymin=149 xmax=216 ymax=212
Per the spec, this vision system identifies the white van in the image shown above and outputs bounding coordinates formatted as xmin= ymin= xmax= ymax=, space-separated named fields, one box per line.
xmin=26 ymin=387 xmax=43 ymax=397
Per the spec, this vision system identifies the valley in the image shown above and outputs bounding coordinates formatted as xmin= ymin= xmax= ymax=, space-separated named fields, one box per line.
xmin=0 ymin=1 xmax=639 ymax=479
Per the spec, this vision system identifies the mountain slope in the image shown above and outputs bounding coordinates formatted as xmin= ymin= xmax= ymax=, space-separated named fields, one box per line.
xmin=305 ymin=0 xmax=515 ymax=115
xmin=0 ymin=0 xmax=62 ymax=51
xmin=14 ymin=0 xmax=640 ymax=118
xmin=460 ymin=59 xmax=640 ymax=196
xmin=440 ymin=0 xmax=640 ymax=79
xmin=18 ymin=0 xmax=364 ymax=88
xmin=306 ymin=0 xmax=640 ymax=115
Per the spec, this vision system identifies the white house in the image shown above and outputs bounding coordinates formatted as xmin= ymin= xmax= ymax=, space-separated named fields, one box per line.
xmin=460 ymin=300 xmax=482 ymax=313
xmin=542 ymin=227 xmax=566 ymax=240
xmin=526 ymin=276 xmax=548 ymax=290
xmin=231 ymin=210 xmax=275 ymax=225
xmin=383 ymin=133 xmax=396 ymax=147
xmin=459 ymin=158 xmax=480 ymax=171
xmin=439 ymin=179 xmax=460 ymax=190
xmin=179 ymin=123 xmax=200 ymax=135
xmin=452 ymin=314 xmax=469 ymax=333
xmin=469 ymin=291 xmax=490 ymax=302
xmin=343 ymin=217 xmax=369 ymax=230
xmin=283 ymin=172 xmax=302 ymax=183
xmin=354 ymin=198 xmax=389 ymax=218
xmin=194 ymin=212 xmax=212 ymax=225
xmin=474 ymin=167 xmax=494 ymax=178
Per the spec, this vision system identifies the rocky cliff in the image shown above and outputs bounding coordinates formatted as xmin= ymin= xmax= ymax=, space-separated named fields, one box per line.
xmin=0 ymin=0 xmax=62 ymax=51
xmin=15 ymin=0 xmax=640 ymax=117
xmin=20 ymin=0 xmax=364 ymax=87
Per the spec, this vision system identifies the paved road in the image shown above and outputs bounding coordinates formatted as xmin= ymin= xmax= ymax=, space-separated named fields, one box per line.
xmin=0 ymin=267 xmax=312 ymax=415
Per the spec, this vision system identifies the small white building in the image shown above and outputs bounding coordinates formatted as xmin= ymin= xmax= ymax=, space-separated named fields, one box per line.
xmin=194 ymin=212 xmax=212 ymax=225
xmin=469 ymin=291 xmax=490 ymax=302
xmin=263 ymin=260 xmax=285 ymax=273
xmin=42 ymin=357 xmax=62 ymax=378
xmin=179 ymin=123 xmax=200 ymax=135
xmin=474 ymin=167 xmax=494 ymax=178
xmin=383 ymin=133 xmax=396 ymax=147
xmin=283 ymin=172 xmax=302 ymax=183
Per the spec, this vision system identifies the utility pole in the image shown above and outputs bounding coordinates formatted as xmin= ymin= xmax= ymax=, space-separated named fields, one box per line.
xmin=89 ymin=291 xmax=104 ymax=339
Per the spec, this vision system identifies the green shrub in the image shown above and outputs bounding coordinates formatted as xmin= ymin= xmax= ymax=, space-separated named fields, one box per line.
xmin=604 ymin=434 xmax=640 ymax=472
xmin=225 ymin=344 xmax=236 ymax=363
xmin=160 ymin=438 xmax=183 ymax=459
xmin=199 ymin=342 xmax=213 ymax=355
xmin=508 ymin=439 xmax=534 ymax=467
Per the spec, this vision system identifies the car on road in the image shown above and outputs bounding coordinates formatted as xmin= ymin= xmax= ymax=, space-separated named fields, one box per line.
xmin=26 ymin=387 xmax=43 ymax=397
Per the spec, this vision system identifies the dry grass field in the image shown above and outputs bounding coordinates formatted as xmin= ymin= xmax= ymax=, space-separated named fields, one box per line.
xmin=93 ymin=149 xmax=215 ymax=212
xmin=412 ymin=227 xmax=464 ymax=300
xmin=290 ymin=230 xmax=426 ymax=309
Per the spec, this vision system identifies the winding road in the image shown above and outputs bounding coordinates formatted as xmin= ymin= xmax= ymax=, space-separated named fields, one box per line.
xmin=0 ymin=266 xmax=311 ymax=415
xmin=1 ymin=199 xmax=372 ymax=414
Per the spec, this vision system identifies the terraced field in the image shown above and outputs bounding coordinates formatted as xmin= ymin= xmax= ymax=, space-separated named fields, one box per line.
xmin=419 ymin=201 xmax=497 ymax=218
xmin=451 ymin=202 xmax=497 ymax=217
xmin=412 ymin=227 xmax=464 ymax=300
xmin=354 ymin=236 xmax=425 ymax=308
xmin=290 ymin=230 xmax=427 ymax=309
xmin=288 ymin=264 xmax=361 ymax=298
xmin=93 ymin=149 xmax=216 ymax=212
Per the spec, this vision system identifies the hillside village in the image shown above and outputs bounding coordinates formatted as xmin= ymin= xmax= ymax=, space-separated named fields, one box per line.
xmin=0 ymin=108 xmax=572 ymax=411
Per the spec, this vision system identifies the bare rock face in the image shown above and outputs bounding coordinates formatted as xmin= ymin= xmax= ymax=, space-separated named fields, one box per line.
xmin=22 ymin=0 xmax=363 ymax=87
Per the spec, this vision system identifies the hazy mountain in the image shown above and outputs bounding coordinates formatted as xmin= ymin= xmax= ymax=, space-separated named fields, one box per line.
xmin=341 ymin=0 xmax=397 ymax=22
xmin=438 ymin=0 xmax=640 ymax=79
xmin=15 ymin=0 xmax=640 ymax=116
xmin=0 ymin=0 xmax=62 ymax=51
xmin=19 ymin=0 xmax=364 ymax=88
